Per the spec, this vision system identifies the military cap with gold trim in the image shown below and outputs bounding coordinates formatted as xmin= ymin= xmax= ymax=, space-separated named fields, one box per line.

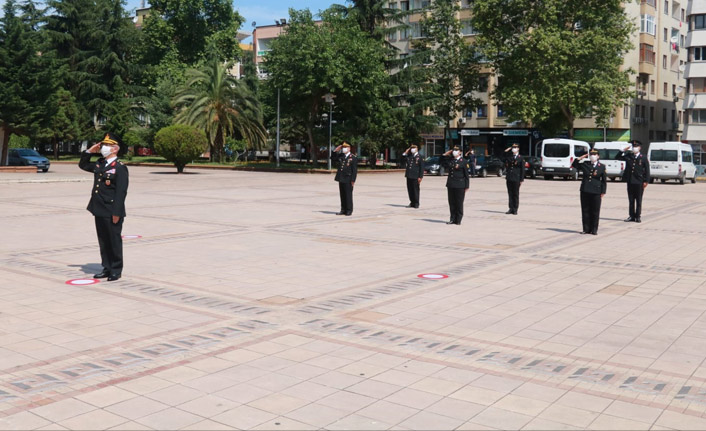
xmin=341 ymin=142 xmax=351 ymax=148
xmin=590 ymin=149 xmax=599 ymax=155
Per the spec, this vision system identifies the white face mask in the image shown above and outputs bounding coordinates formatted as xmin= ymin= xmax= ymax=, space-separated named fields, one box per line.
xmin=590 ymin=155 xmax=598 ymax=163
xmin=452 ymin=150 xmax=460 ymax=157
xmin=411 ymin=148 xmax=417 ymax=155
xmin=342 ymin=147 xmax=350 ymax=154
xmin=512 ymin=148 xmax=519 ymax=154
xmin=632 ymin=147 xmax=640 ymax=154
xmin=100 ymin=146 xmax=114 ymax=158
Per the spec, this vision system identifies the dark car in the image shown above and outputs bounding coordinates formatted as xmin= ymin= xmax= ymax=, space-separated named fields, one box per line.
xmin=476 ymin=155 xmax=504 ymax=177
xmin=523 ymin=155 xmax=541 ymax=179
xmin=8 ymin=148 xmax=50 ymax=172
xmin=423 ymin=154 xmax=451 ymax=176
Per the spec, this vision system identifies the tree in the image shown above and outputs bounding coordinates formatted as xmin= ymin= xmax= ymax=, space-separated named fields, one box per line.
xmin=154 ymin=124 xmax=207 ymax=173
xmin=415 ymin=0 xmax=480 ymax=150
xmin=472 ymin=0 xmax=635 ymax=138
xmin=173 ymin=58 xmax=267 ymax=162
xmin=264 ymin=8 xmax=388 ymax=166
xmin=45 ymin=89 xmax=82 ymax=159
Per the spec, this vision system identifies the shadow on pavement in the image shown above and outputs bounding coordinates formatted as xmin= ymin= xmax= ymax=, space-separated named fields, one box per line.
xmin=480 ymin=210 xmax=507 ymax=214
xmin=419 ymin=219 xmax=447 ymax=224
xmin=149 ymin=171 xmax=201 ymax=175
xmin=317 ymin=211 xmax=338 ymax=215
xmin=68 ymin=263 xmax=103 ymax=275
xmin=385 ymin=204 xmax=408 ymax=208
xmin=542 ymin=228 xmax=579 ymax=234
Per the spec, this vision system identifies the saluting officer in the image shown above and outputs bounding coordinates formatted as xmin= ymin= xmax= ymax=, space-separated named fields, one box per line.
xmin=332 ymin=141 xmax=357 ymax=216
xmin=402 ymin=144 xmax=424 ymax=208
xmin=79 ymin=133 xmax=129 ymax=281
xmin=443 ymin=146 xmax=470 ymax=225
xmin=572 ymin=149 xmax=607 ymax=235
xmin=616 ymin=140 xmax=650 ymax=223
xmin=503 ymin=143 xmax=525 ymax=215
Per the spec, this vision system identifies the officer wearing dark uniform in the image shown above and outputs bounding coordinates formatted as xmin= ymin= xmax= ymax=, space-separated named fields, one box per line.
xmin=465 ymin=149 xmax=477 ymax=177
xmin=402 ymin=144 xmax=424 ymax=208
xmin=332 ymin=141 xmax=357 ymax=216
xmin=616 ymin=140 xmax=650 ymax=222
xmin=503 ymin=143 xmax=525 ymax=215
xmin=572 ymin=149 xmax=607 ymax=235
xmin=443 ymin=146 xmax=469 ymax=225
xmin=79 ymin=133 xmax=129 ymax=281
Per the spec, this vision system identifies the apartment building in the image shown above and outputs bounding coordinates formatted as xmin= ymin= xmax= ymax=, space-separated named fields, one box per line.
xmin=682 ymin=0 xmax=706 ymax=169
xmin=387 ymin=0 xmax=688 ymax=157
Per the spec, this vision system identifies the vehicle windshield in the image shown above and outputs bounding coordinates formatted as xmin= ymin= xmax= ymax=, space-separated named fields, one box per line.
xmin=651 ymin=150 xmax=678 ymax=161
xmin=596 ymin=149 xmax=621 ymax=160
xmin=17 ymin=149 xmax=41 ymax=157
xmin=424 ymin=156 xmax=440 ymax=163
xmin=543 ymin=144 xmax=570 ymax=158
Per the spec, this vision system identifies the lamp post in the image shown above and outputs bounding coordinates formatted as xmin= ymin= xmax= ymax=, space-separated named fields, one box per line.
xmin=324 ymin=93 xmax=336 ymax=170
xmin=274 ymin=19 xmax=287 ymax=168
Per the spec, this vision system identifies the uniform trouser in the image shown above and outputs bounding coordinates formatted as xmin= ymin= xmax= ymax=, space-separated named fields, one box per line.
xmin=506 ymin=180 xmax=521 ymax=213
xmin=447 ymin=187 xmax=465 ymax=224
xmin=580 ymin=192 xmax=602 ymax=233
xmin=627 ymin=183 xmax=644 ymax=218
xmin=94 ymin=216 xmax=123 ymax=275
xmin=469 ymin=165 xmax=476 ymax=176
xmin=338 ymin=182 xmax=353 ymax=214
xmin=406 ymin=178 xmax=420 ymax=207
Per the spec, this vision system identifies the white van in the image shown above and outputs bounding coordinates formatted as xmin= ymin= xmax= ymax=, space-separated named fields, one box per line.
xmin=593 ymin=141 xmax=631 ymax=181
xmin=648 ymin=142 xmax=697 ymax=184
xmin=541 ymin=138 xmax=591 ymax=180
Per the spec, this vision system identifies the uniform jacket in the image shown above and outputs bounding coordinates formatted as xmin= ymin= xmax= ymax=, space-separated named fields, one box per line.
xmin=504 ymin=153 xmax=525 ymax=182
xmin=616 ymin=151 xmax=650 ymax=184
xmin=333 ymin=152 xmax=358 ymax=183
xmin=79 ymin=152 xmax=129 ymax=217
xmin=446 ymin=157 xmax=470 ymax=189
xmin=572 ymin=159 xmax=607 ymax=195
xmin=404 ymin=153 xmax=424 ymax=179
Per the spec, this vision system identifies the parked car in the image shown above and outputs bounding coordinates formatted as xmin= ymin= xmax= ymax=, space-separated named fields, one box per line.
xmin=593 ymin=141 xmax=630 ymax=181
xmin=423 ymin=154 xmax=450 ymax=176
xmin=523 ymin=155 xmax=541 ymax=179
xmin=8 ymin=148 xmax=50 ymax=172
xmin=476 ymin=155 xmax=505 ymax=177
xmin=647 ymin=141 xmax=697 ymax=184
xmin=541 ymin=138 xmax=590 ymax=180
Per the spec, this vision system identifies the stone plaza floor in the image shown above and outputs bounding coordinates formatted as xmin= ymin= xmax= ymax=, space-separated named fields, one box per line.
xmin=1 ymin=163 xmax=706 ymax=430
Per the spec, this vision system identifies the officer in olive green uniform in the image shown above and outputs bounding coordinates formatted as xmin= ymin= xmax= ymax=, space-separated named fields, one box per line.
xmin=572 ymin=149 xmax=607 ymax=235
xmin=79 ymin=133 xmax=129 ymax=281
xmin=443 ymin=146 xmax=470 ymax=225
xmin=402 ymin=144 xmax=424 ymax=208
xmin=616 ymin=140 xmax=650 ymax=223
xmin=503 ymin=143 xmax=525 ymax=215
xmin=332 ymin=141 xmax=358 ymax=216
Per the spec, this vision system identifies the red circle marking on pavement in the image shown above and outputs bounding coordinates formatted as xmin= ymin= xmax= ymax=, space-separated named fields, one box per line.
xmin=417 ymin=273 xmax=449 ymax=280
xmin=65 ymin=279 xmax=100 ymax=286
xmin=122 ymin=235 xmax=142 ymax=239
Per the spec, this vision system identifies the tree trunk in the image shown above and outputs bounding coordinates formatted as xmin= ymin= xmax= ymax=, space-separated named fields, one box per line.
xmin=0 ymin=126 xmax=10 ymax=166
xmin=176 ymin=164 xmax=185 ymax=173
xmin=53 ymin=138 xmax=60 ymax=160
xmin=559 ymin=103 xmax=575 ymax=139
xmin=213 ymin=126 xmax=224 ymax=163
xmin=306 ymin=123 xmax=317 ymax=168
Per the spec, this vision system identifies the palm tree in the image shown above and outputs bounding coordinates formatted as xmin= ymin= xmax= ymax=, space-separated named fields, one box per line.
xmin=173 ymin=58 xmax=266 ymax=162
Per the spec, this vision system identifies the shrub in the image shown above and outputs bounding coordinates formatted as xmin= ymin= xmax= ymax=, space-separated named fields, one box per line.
xmin=154 ymin=125 xmax=208 ymax=173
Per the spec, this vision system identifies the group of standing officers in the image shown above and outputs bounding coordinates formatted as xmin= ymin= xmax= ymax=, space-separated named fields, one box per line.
xmin=330 ymin=139 xmax=651 ymax=235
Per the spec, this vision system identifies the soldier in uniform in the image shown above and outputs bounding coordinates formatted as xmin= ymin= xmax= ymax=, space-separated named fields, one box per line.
xmin=402 ymin=144 xmax=424 ymax=208
xmin=442 ymin=146 xmax=469 ymax=225
xmin=572 ymin=149 xmax=607 ymax=235
xmin=616 ymin=140 xmax=650 ymax=222
xmin=332 ymin=141 xmax=357 ymax=216
xmin=79 ymin=133 xmax=129 ymax=281
xmin=465 ymin=148 xmax=477 ymax=177
xmin=503 ymin=143 xmax=525 ymax=215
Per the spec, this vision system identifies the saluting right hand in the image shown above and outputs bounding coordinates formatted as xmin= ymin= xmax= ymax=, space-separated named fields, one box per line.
xmin=88 ymin=143 xmax=101 ymax=153
xmin=334 ymin=145 xmax=342 ymax=152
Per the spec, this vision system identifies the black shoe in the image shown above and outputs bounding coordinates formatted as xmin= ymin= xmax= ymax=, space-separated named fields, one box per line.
xmin=446 ymin=221 xmax=455 ymax=225
xmin=455 ymin=222 xmax=461 ymax=225
xmin=413 ymin=205 xmax=419 ymax=209
xmin=580 ymin=231 xmax=587 ymax=235
xmin=505 ymin=210 xmax=513 ymax=214
xmin=345 ymin=213 xmax=352 ymax=216
xmin=93 ymin=270 xmax=110 ymax=278
xmin=591 ymin=232 xmax=597 ymax=235
xmin=635 ymin=217 xmax=641 ymax=223
xmin=107 ymin=274 xmax=121 ymax=281
xmin=336 ymin=212 xmax=345 ymax=215
xmin=406 ymin=204 xmax=414 ymax=208
xmin=512 ymin=211 xmax=518 ymax=215
xmin=624 ymin=217 xmax=635 ymax=222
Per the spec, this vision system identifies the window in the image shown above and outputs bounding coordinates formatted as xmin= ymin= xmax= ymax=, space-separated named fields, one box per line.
xmin=464 ymin=108 xmax=473 ymax=118
xmin=642 ymin=105 xmax=646 ymax=119
xmin=477 ymin=105 xmax=487 ymax=118
xmin=650 ymin=106 xmax=655 ymax=121
xmin=641 ymin=14 xmax=656 ymax=35
xmin=672 ymin=109 xmax=676 ymax=122
xmin=663 ymin=108 xmax=668 ymax=122
xmin=678 ymin=111 xmax=682 ymax=123
xmin=690 ymin=78 xmax=706 ymax=93
xmin=664 ymin=0 xmax=669 ymax=14
xmin=664 ymin=82 xmax=668 ymax=96
xmin=692 ymin=47 xmax=706 ymax=61
xmin=682 ymin=8 xmax=685 ymax=22
xmin=543 ymin=144 xmax=570 ymax=158
xmin=683 ymin=151 xmax=693 ymax=163
xmin=461 ymin=20 xmax=476 ymax=35
xmin=497 ymin=105 xmax=506 ymax=118
xmin=411 ymin=22 xmax=422 ymax=38
xmin=387 ymin=30 xmax=397 ymax=42
xmin=400 ymin=0 xmax=409 ymax=10
xmin=672 ymin=84 xmax=676 ymax=96
xmin=461 ymin=0 xmax=473 ymax=8
xmin=681 ymin=35 xmax=685 ymax=48
xmin=651 ymin=150 xmax=678 ymax=161
xmin=596 ymin=149 xmax=621 ymax=160
xmin=695 ymin=14 xmax=706 ymax=30
xmin=693 ymin=110 xmax=706 ymax=123
xmin=575 ymin=146 xmax=588 ymax=157
xmin=663 ymin=55 xmax=667 ymax=68
xmin=664 ymin=27 xmax=668 ymax=41
xmin=650 ymin=79 xmax=655 ymax=94
xmin=623 ymin=104 xmax=629 ymax=119
xmin=400 ymin=26 xmax=409 ymax=40
xmin=640 ymin=44 xmax=655 ymax=64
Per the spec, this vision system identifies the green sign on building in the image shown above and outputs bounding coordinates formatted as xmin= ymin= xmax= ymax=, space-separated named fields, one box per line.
xmin=574 ymin=129 xmax=631 ymax=143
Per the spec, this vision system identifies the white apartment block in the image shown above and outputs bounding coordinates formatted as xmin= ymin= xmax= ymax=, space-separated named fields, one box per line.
xmin=683 ymin=0 xmax=706 ymax=169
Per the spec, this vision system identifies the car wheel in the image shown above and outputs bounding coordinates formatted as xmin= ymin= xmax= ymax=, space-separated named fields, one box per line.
xmin=496 ymin=168 xmax=503 ymax=177
xmin=544 ymin=175 xmax=553 ymax=180
xmin=42 ymin=168 xmax=48 ymax=172
xmin=661 ymin=179 xmax=666 ymax=184
xmin=480 ymin=168 xmax=487 ymax=178
xmin=530 ymin=168 xmax=537 ymax=179
xmin=691 ymin=176 xmax=697 ymax=184
xmin=679 ymin=174 xmax=685 ymax=185
xmin=570 ymin=170 xmax=578 ymax=181
xmin=610 ymin=177 xmax=615 ymax=182
xmin=649 ymin=178 xmax=654 ymax=184
xmin=439 ymin=167 xmax=445 ymax=176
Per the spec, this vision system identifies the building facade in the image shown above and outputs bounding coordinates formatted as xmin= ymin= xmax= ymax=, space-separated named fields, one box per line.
xmin=683 ymin=0 xmax=706 ymax=171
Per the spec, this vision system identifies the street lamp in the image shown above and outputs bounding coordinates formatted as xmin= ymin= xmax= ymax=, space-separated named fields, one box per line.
xmin=324 ymin=93 xmax=336 ymax=170
xmin=274 ymin=19 xmax=287 ymax=168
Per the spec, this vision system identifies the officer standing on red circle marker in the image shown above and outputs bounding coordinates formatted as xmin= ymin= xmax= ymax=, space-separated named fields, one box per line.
xmin=79 ymin=133 xmax=129 ymax=281
xmin=402 ymin=144 xmax=423 ymax=208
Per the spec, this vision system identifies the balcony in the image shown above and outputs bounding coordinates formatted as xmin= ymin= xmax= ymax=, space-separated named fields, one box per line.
xmin=641 ymin=0 xmax=655 ymax=6
xmin=632 ymin=117 xmax=648 ymax=126
xmin=639 ymin=45 xmax=656 ymax=75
